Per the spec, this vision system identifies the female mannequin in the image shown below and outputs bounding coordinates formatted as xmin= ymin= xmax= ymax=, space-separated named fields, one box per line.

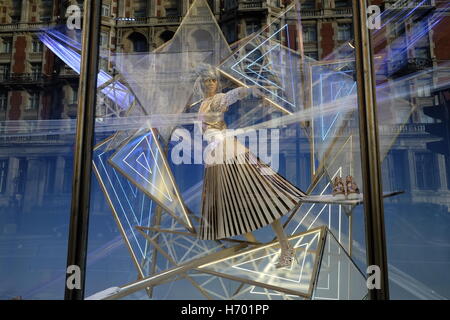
xmin=192 ymin=64 xmax=305 ymax=268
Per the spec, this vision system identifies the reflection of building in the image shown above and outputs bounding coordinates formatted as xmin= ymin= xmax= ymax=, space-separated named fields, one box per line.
xmin=1 ymin=0 xmax=450 ymax=231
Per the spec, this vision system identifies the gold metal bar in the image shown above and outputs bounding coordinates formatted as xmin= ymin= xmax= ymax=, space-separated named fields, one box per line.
xmin=92 ymin=162 xmax=146 ymax=279
xmin=198 ymin=269 xmax=310 ymax=299
xmin=146 ymin=205 xmax=163 ymax=298
xmin=306 ymin=226 xmax=327 ymax=299
xmin=103 ymin=244 xmax=247 ymax=300
xmin=136 ymin=228 xmax=213 ymax=300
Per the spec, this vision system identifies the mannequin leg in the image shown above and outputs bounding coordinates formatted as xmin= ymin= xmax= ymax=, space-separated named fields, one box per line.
xmin=271 ymin=219 xmax=289 ymax=252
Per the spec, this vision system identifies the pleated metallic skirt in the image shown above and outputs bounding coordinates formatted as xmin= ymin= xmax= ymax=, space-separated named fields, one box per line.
xmin=198 ymin=137 xmax=306 ymax=240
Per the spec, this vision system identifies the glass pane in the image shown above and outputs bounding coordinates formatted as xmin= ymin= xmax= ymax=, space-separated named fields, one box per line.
xmin=83 ymin=0 xmax=377 ymax=301
xmin=313 ymin=230 xmax=367 ymax=300
xmin=373 ymin=0 xmax=450 ymax=299
xmin=0 ymin=1 xmax=84 ymax=299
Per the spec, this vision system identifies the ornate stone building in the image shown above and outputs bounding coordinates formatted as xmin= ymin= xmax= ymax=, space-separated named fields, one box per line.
xmin=0 ymin=0 xmax=450 ymax=226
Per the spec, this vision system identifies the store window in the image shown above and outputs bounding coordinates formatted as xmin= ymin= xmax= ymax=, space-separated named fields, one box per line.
xmin=2 ymin=0 xmax=450 ymax=302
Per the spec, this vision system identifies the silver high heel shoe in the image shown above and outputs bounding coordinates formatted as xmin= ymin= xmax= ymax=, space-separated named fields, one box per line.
xmin=275 ymin=244 xmax=298 ymax=269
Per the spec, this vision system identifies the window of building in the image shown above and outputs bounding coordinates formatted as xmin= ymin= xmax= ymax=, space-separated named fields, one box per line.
xmin=335 ymin=0 xmax=351 ymax=7
xmin=273 ymin=23 xmax=281 ymax=40
xmin=197 ymin=6 xmax=210 ymax=16
xmin=72 ymin=86 xmax=78 ymax=104
xmin=11 ymin=1 xmax=22 ymax=23
xmin=101 ymin=4 xmax=111 ymax=17
xmin=394 ymin=22 xmax=406 ymax=37
xmin=415 ymin=152 xmax=440 ymax=190
xmin=302 ymin=25 xmax=317 ymax=42
xmin=0 ymin=64 xmax=10 ymax=80
xmin=99 ymin=58 xmax=108 ymax=71
xmin=128 ymin=32 xmax=148 ymax=53
xmin=415 ymin=46 xmax=430 ymax=60
xmin=382 ymin=150 xmax=410 ymax=192
xmin=45 ymin=157 xmax=56 ymax=194
xmin=224 ymin=0 xmax=237 ymax=10
xmin=0 ymin=91 xmax=8 ymax=111
xmin=305 ymin=51 xmax=318 ymax=60
xmin=246 ymin=21 xmax=261 ymax=35
xmin=31 ymin=63 xmax=41 ymax=80
xmin=391 ymin=47 xmax=407 ymax=63
xmin=0 ymin=159 xmax=8 ymax=194
xmin=40 ymin=0 xmax=53 ymax=22
xmin=301 ymin=0 xmax=315 ymax=9
xmin=165 ymin=7 xmax=178 ymax=17
xmin=100 ymin=32 xmax=109 ymax=48
xmin=417 ymin=77 xmax=433 ymax=97
xmin=63 ymin=156 xmax=73 ymax=193
xmin=1 ymin=37 xmax=12 ymax=53
xmin=192 ymin=29 xmax=212 ymax=51
xmin=395 ymin=79 xmax=410 ymax=101
xmin=159 ymin=30 xmax=175 ymax=43
xmin=134 ymin=0 xmax=147 ymax=18
xmin=32 ymin=38 xmax=43 ymax=53
xmin=337 ymin=23 xmax=353 ymax=41
xmin=27 ymin=92 xmax=40 ymax=111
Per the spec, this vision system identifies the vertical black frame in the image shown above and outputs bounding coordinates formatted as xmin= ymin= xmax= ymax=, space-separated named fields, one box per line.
xmin=64 ymin=0 xmax=102 ymax=300
xmin=352 ymin=0 xmax=390 ymax=299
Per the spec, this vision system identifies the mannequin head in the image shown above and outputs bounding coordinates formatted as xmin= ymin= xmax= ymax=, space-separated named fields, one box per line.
xmin=194 ymin=63 xmax=221 ymax=98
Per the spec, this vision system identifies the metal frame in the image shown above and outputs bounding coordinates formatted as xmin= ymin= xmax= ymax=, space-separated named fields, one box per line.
xmin=64 ymin=0 xmax=102 ymax=300
xmin=352 ymin=0 xmax=390 ymax=300
xmin=88 ymin=225 xmax=367 ymax=300
xmin=107 ymin=127 xmax=195 ymax=233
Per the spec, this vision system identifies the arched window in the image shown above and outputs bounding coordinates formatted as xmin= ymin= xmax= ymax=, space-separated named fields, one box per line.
xmin=128 ymin=32 xmax=148 ymax=53
xmin=191 ymin=29 xmax=212 ymax=51
xmin=160 ymin=30 xmax=175 ymax=43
